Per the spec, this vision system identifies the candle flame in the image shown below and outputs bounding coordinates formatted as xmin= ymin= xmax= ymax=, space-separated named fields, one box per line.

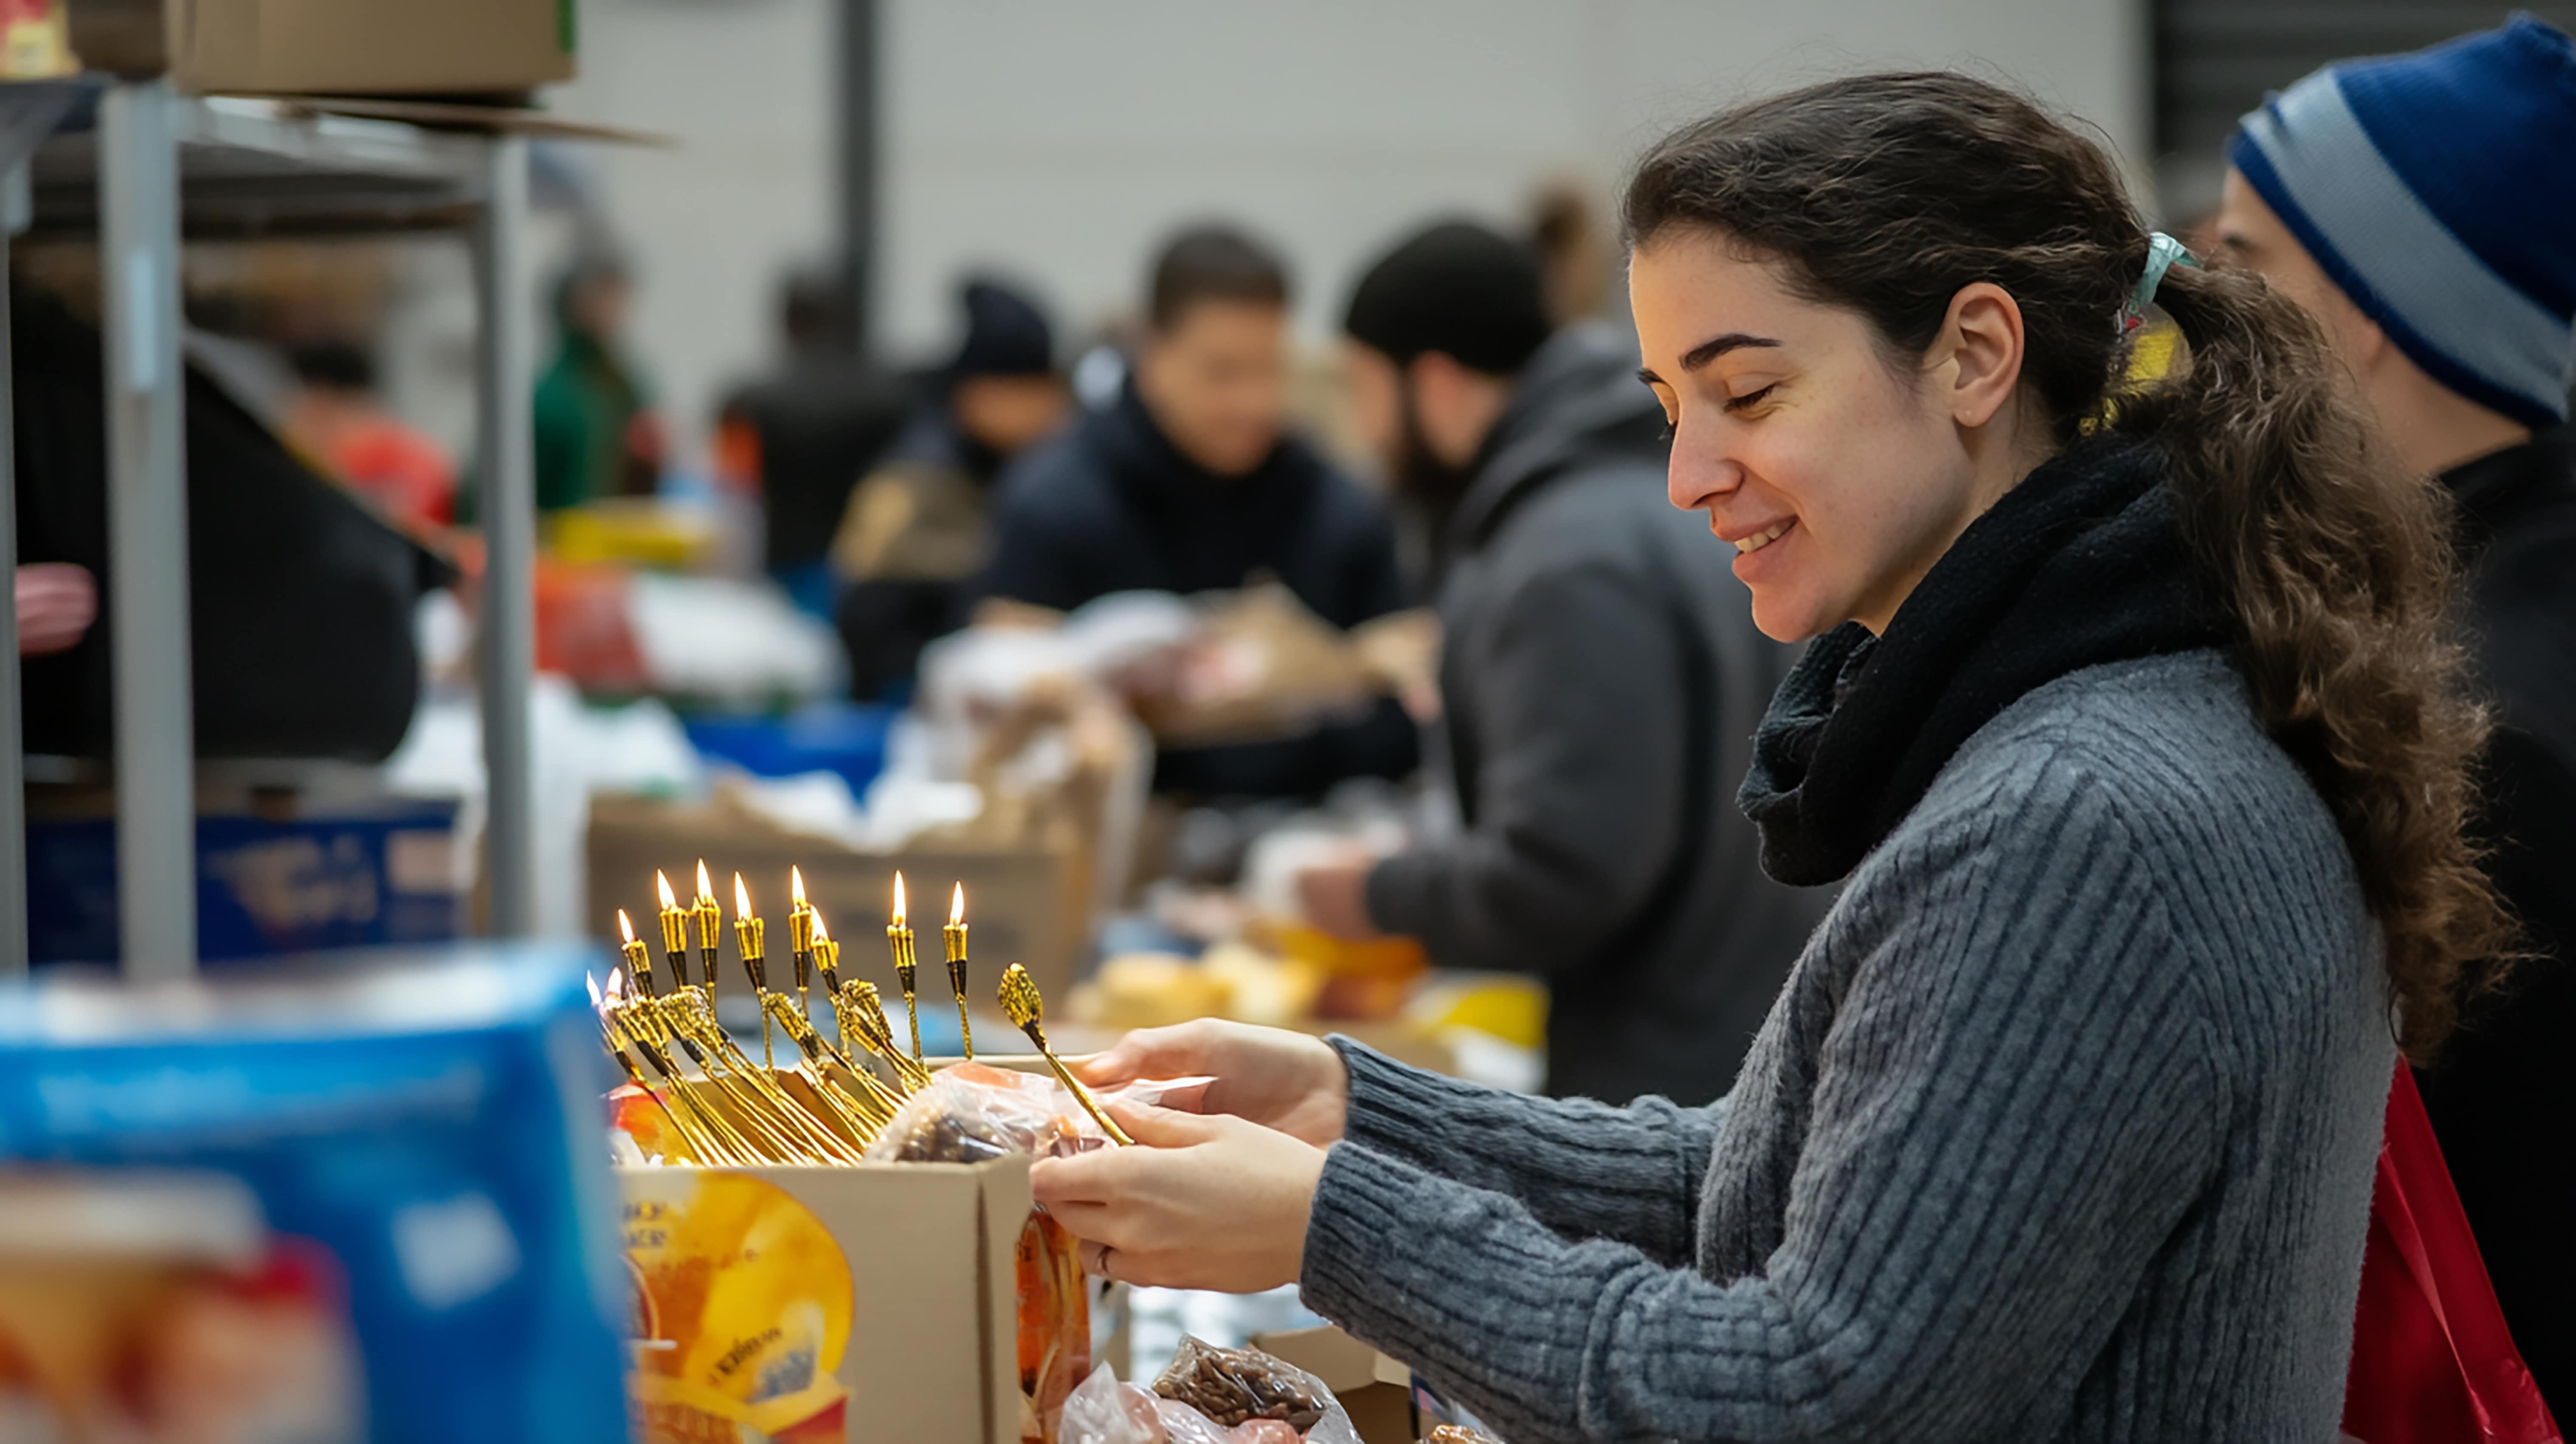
xmin=791 ymin=865 xmax=807 ymax=908
xmin=586 ymin=972 xmax=603 ymax=1009
xmin=892 ymin=871 xmax=907 ymax=926
xmin=617 ymin=909 xmax=636 ymax=945
xmin=811 ymin=909 xmax=831 ymax=944
xmin=949 ymin=883 xmax=965 ymax=927
xmin=695 ymin=859 xmax=715 ymax=903
xmin=733 ymin=872 xmax=752 ymax=919
xmin=656 ymin=870 xmax=677 ymax=909
xmin=608 ymin=966 xmax=626 ymax=1000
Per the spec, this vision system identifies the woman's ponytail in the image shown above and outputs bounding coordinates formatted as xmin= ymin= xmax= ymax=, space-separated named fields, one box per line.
xmin=2129 ymin=263 xmax=2514 ymax=1058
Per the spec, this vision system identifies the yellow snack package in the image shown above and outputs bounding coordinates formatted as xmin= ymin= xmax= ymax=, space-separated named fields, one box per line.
xmin=625 ymin=1172 xmax=854 ymax=1443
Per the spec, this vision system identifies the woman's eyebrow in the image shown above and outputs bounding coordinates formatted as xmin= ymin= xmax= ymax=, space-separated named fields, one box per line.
xmin=1679 ymin=332 xmax=1782 ymax=372
xmin=1638 ymin=331 xmax=1783 ymax=388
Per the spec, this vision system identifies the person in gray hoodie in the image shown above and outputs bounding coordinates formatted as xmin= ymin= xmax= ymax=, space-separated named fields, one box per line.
xmin=1292 ymin=221 xmax=1828 ymax=1105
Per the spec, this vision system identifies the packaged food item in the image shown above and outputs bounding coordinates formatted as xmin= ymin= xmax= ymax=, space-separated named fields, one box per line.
xmin=0 ymin=944 xmax=630 ymax=1444
xmin=623 ymin=1170 xmax=852 ymax=1441
xmin=1154 ymin=1335 xmax=1332 ymax=1431
xmin=863 ymin=1063 xmax=1216 ymax=1165
xmin=1060 ymin=1348 xmax=1363 ymax=1444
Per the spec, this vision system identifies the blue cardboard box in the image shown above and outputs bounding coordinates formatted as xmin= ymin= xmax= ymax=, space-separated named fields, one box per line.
xmin=28 ymin=798 xmax=463 ymax=964
xmin=0 ymin=944 xmax=629 ymax=1444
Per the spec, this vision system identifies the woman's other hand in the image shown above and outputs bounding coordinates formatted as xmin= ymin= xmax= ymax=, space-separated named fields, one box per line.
xmin=1077 ymin=1019 xmax=1350 ymax=1145
xmin=1292 ymin=853 xmax=1383 ymax=942
xmin=1031 ymin=1101 xmax=1325 ymax=1292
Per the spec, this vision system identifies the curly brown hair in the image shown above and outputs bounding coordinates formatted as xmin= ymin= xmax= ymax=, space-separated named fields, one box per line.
xmin=1622 ymin=71 xmax=2514 ymax=1060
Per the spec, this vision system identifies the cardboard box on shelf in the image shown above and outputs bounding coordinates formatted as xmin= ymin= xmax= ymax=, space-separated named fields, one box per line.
xmin=619 ymin=1154 xmax=1041 ymax=1444
xmin=586 ymin=791 xmax=1087 ymax=1015
xmin=1248 ymin=1325 xmax=1416 ymax=1444
xmin=27 ymin=793 xmax=463 ymax=964
xmin=70 ymin=0 xmax=575 ymax=96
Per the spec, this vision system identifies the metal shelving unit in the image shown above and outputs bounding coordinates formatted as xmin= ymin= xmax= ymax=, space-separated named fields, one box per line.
xmin=0 ymin=79 xmax=539 ymax=975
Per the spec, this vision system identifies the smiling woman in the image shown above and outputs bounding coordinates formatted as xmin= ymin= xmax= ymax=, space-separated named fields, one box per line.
xmin=1030 ymin=71 xmax=2514 ymax=1444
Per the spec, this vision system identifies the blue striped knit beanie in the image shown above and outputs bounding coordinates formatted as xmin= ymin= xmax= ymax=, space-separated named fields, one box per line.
xmin=2230 ymin=14 xmax=2576 ymax=426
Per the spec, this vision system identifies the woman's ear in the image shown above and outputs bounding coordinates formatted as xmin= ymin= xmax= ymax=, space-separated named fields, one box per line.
xmin=1930 ymin=281 xmax=2027 ymax=430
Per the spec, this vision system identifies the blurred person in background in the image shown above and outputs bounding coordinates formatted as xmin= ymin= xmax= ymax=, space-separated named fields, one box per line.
xmin=1530 ymin=182 xmax=1614 ymax=327
xmin=1293 ymin=220 xmax=1826 ymax=1104
xmin=281 ymin=340 xmax=456 ymax=533
xmin=2217 ymin=16 xmax=2576 ymax=1414
xmin=533 ymin=252 xmax=663 ymax=511
xmin=715 ymin=267 xmax=910 ymax=618
xmin=831 ymin=276 xmax=1069 ymax=699
xmin=979 ymin=224 xmax=1418 ymax=800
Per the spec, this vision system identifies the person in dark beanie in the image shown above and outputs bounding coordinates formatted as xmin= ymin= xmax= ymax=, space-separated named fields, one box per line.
xmin=831 ymin=276 xmax=1070 ymax=698
xmin=979 ymin=224 xmax=1418 ymax=800
xmin=1290 ymin=220 xmax=1828 ymax=1103
xmin=2217 ymin=16 xmax=2576 ymax=1414
xmin=715 ymin=267 xmax=911 ymax=615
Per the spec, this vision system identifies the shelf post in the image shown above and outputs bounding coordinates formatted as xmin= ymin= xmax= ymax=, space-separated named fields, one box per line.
xmin=99 ymin=79 xmax=193 ymax=977
xmin=0 ymin=160 xmax=24 ymax=976
xmin=473 ymin=132 xmax=536 ymax=937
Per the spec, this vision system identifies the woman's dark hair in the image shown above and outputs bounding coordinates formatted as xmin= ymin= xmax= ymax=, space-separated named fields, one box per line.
xmin=1623 ymin=72 xmax=2511 ymax=1060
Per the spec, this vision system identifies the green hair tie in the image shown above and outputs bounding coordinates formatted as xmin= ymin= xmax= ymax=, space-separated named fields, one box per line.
xmin=2122 ymin=231 xmax=2198 ymax=335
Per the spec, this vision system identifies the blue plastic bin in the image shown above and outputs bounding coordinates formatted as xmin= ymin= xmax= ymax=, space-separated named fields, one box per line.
xmin=682 ymin=701 xmax=895 ymax=796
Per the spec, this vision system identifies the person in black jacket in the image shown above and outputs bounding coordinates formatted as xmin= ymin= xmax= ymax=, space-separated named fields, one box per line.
xmin=978 ymin=225 xmax=1418 ymax=800
xmin=831 ymin=276 xmax=1069 ymax=699
xmin=2216 ymin=18 xmax=2576 ymax=1413
xmin=716 ymin=268 xmax=912 ymax=616
xmin=1292 ymin=221 xmax=1830 ymax=1104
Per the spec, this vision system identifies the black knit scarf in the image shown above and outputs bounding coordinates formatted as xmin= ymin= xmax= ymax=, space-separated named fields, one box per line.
xmin=1740 ymin=434 xmax=2232 ymax=886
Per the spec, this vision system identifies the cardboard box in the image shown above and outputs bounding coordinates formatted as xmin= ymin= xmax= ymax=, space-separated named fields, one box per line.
xmin=70 ymin=0 xmax=575 ymax=96
xmin=586 ymin=791 xmax=1087 ymax=1015
xmin=27 ymin=796 xmax=463 ymax=963
xmin=1248 ymin=1325 xmax=1416 ymax=1444
xmin=619 ymin=1155 xmax=1038 ymax=1444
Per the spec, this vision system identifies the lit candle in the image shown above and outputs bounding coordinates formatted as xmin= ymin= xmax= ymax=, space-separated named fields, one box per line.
xmin=617 ymin=909 xmax=655 ymax=997
xmin=887 ymin=871 xmax=923 ymax=1061
xmin=788 ymin=866 xmax=816 ymax=1021
xmin=733 ymin=873 xmax=774 ymax=1070
xmin=692 ymin=860 xmax=723 ymax=1005
xmin=813 ymin=909 xmax=842 ymax=996
xmin=655 ymin=869 xmax=691 ymax=990
xmin=945 ymin=883 xmax=974 ymax=1060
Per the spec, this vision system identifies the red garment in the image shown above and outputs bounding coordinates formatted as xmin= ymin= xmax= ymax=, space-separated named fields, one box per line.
xmin=2345 ymin=1063 xmax=2561 ymax=1444
xmin=328 ymin=418 xmax=455 ymax=529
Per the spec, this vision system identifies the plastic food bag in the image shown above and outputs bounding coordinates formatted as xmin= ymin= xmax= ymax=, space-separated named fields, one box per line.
xmin=1060 ymin=1362 xmax=1167 ymax=1444
xmin=1060 ymin=1345 xmax=1362 ymax=1444
xmin=864 ymin=1063 xmax=1213 ymax=1163
xmin=1152 ymin=1336 xmax=1363 ymax=1444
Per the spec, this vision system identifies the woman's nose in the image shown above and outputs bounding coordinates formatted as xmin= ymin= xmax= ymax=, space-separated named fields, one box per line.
xmin=1667 ymin=440 xmax=1744 ymax=512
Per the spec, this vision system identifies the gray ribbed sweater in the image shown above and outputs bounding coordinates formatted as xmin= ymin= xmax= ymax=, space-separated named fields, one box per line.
xmin=1301 ymin=651 xmax=2390 ymax=1442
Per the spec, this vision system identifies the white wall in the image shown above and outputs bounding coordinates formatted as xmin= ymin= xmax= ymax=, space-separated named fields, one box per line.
xmin=879 ymin=0 xmax=2150 ymax=353
xmin=535 ymin=0 xmax=843 ymax=473
xmin=551 ymin=0 xmax=2145 ymax=467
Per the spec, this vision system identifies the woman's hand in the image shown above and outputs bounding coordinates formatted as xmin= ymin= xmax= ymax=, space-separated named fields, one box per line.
xmin=1077 ymin=1019 xmax=1350 ymax=1145
xmin=1031 ymin=1101 xmax=1326 ymax=1293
